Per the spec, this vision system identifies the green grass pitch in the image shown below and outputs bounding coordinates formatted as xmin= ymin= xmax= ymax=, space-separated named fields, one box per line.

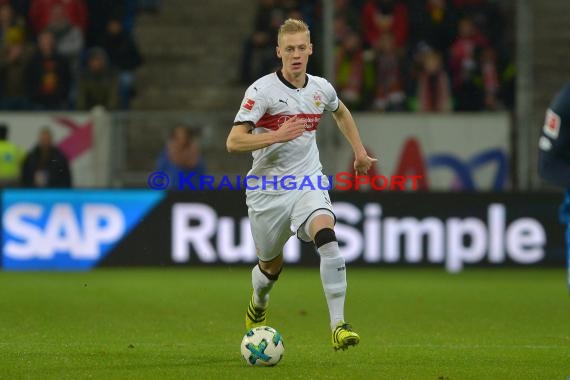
xmin=0 ymin=267 xmax=569 ymax=379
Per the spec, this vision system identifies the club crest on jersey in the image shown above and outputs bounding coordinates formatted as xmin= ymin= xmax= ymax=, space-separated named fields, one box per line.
xmin=313 ymin=93 xmax=322 ymax=108
xmin=543 ymin=109 xmax=560 ymax=139
xmin=242 ymin=98 xmax=255 ymax=111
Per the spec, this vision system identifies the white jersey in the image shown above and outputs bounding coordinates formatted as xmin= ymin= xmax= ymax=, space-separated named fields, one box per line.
xmin=233 ymin=70 xmax=339 ymax=194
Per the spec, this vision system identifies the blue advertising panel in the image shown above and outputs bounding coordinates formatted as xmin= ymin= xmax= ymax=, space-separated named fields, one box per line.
xmin=2 ymin=190 xmax=164 ymax=270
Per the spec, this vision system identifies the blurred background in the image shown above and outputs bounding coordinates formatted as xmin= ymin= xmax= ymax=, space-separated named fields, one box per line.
xmin=0 ymin=0 xmax=568 ymax=272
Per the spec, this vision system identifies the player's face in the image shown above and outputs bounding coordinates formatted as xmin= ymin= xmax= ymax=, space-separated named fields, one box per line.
xmin=277 ymin=32 xmax=313 ymax=78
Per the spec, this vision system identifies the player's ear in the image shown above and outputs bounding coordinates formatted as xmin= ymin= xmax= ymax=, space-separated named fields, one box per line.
xmin=276 ymin=46 xmax=282 ymax=58
xmin=308 ymin=43 xmax=313 ymax=55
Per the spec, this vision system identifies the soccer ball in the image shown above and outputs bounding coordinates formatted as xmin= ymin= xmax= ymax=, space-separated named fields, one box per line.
xmin=240 ymin=326 xmax=285 ymax=366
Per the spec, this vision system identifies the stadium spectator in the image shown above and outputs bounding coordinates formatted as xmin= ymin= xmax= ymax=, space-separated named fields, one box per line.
xmin=117 ymin=0 xmax=138 ymax=34
xmin=104 ymin=15 xmax=142 ymax=109
xmin=413 ymin=48 xmax=452 ymax=112
xmin=537 ymin=83 xmax=570 ymax=291
xmin=0 ymin=28 xmax=34 ymax=109
xmin=0 ymin=2 xmax=26 ymax=48
xmin=21 ymin=127 xmax=72 ymax=188
xmin=448 ymin=16 xmax=487 ymax=110
xmin=408 ymin=0 xmax=457 ymax=58
xmin=361 ymin=0 xmax=409 ymax=50
xmin=0 ymin=123 xmax=25 ymax=187
xmin=45 ymin=3 xmax=83 ymax=66
xmin=76 ymin=47 xmax=118 ymax=110
xmin=333 ymin=13 xmax=350 ymax=45
xmin=283 ymin=2 xmax=302 ymax=22
xmin=452 ymin=0 xmax=502 ymax=43
xmin=478 ymin=46 xmax=499 ymax=110
xmin=26 ymin=29 xmax=72 ymax=109
xmin=334 ymin=0 xmax=361 ymax=34
xmin=6 ymin=0 xmax=30 ymax=19
xmin=240 ymin=0 xmax=284 ymax=84
xmin=371 ymin=32 xmax=406 ymax=111
xmin=28 ymin=0 xmax=87 ymax=36
xmin=334 ymin=29 xmax=373 ymax=110
xmin=84 ymin=0 xmax=121 ymax=48
xmin=499 ymin=58 xmax=515 ymax=110
xmin=45 ymin=3 xmax=84 ymax=107
xmin=156 ymin=125 xmax=206 ymax=191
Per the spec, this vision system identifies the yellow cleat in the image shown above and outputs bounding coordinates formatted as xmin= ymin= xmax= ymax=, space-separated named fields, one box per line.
xmin=245 ymin=295 xmax=267 ymax=331
xmin=332 ymin=322 xmax=360 ymax=351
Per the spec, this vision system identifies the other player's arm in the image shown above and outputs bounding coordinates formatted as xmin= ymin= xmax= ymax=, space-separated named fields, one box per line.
xmin=332 ymin=100 xmax=377 ymax=175
xmin=538 ymin=151 xmax=570 ymax=187
xmin=226 ymin=116 xmax=306 ymax=153
xmin=538 ymin=91 xmax=570 ymax=187
xmin=538 ymin=127 xmax=570 ymax=187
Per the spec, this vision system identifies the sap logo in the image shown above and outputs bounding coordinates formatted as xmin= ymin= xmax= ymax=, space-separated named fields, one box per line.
xmin=3 ymin=203 xmax=125 ymax=260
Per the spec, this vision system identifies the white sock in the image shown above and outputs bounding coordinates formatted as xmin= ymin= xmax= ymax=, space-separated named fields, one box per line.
xmin=251 ymin=264 xmax=275 ymax=308
xmin=318 ymin=241 xmax=347 ymax=330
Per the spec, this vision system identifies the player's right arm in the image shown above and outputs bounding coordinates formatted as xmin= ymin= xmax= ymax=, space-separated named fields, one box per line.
xmin=226 ymin=116 xmax=306 ymax=153
xmin=228 ymin=83 xmax=306 ymax=153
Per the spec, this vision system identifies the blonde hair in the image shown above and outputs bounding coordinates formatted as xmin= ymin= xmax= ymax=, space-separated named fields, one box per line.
xmin=277 ymin=18 xmax=310 ymax=44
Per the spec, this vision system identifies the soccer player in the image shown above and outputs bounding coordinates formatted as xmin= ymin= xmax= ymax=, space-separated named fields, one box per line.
xmin=537 ymin=82 xmax=570 ymax=290
xmin=226 ymin=18 xmax=376 ymax=351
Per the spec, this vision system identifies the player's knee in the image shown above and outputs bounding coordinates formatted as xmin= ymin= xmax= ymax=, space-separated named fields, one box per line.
xmin=325 ymin=283 xmax=347 ymax=297
xmin=314 ymin=227 xmax=337 ymax=248
xmin=258 ymin=262 xmax=282 ymax=281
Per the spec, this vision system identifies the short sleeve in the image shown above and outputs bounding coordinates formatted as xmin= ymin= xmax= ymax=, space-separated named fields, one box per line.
xmin=538 ymin=86 xmax=570 ymax=187
xmin=543 ymin=84 xmax=570 ymax=153
xmin=323 ymin=79 xmax=340 ymax=112
xmin=233 ymin=84 xmax=268 ymax=127
xmin=541 ymin=108 xmax=562 ymax=149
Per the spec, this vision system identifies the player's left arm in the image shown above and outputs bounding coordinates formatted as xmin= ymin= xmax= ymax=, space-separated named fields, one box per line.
xmin=332 ymin=100 xmax=377 ymax=175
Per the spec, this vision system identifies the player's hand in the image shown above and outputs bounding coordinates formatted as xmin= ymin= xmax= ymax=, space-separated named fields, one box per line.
xmin=354 ymin=154 xmax=378 ymax=176
xmin=274 ymin=115 xmax=306 ymax=143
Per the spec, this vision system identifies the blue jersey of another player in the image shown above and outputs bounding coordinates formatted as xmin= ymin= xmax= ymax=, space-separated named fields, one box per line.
xmin=538 ymin=83 xmax=570 ymax=223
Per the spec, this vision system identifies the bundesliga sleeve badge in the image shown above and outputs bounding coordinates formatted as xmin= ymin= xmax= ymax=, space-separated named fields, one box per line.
xmin=242 ymin=98 xmax=256 ymax=111
xmin=543 ymin=109 xmax=561 ymax=139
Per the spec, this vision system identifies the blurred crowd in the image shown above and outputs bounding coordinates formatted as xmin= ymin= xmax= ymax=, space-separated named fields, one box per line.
xmin=0 ymin=123 xmax=72 ymax=188
xmin=241 ymin=0 xmax=515 ymax=112
xmin=0 ymin=0 xmax=151 ymax=112
xmin=0 ymin=120 xmax=205 ymax=190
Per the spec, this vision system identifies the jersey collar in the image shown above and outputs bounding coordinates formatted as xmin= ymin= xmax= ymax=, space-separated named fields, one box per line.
xmin=277 ymin=69 xmax=308 ymax=89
